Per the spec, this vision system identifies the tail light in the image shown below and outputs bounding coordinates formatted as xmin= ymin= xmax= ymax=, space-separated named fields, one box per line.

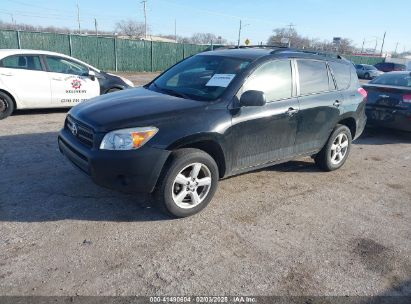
xmin=403 ymin=94 xmax=411 ymax=104
xmin=358 ymin=88 xmax=368 ymax=101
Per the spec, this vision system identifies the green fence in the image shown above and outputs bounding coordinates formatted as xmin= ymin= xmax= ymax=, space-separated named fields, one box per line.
xmin=0 ymin=29 xmax=386 ymax=71
xmin=0 ymin=29 xmax=210 ymax=72
xmin=345 ymin=55 xmax=384 ymax=65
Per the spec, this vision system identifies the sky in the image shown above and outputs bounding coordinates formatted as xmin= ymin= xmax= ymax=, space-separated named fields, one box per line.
xmin=0 ymin=0 xmax=409 ymax=52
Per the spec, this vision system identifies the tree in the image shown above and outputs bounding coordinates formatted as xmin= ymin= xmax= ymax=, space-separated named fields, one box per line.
xmin=267 ymin=27 xmax=356 ymax=54
xmin=115 ymin=19 xmax=146 ymax=38
xmin=188 ymin=33 xmax=227 ymax=44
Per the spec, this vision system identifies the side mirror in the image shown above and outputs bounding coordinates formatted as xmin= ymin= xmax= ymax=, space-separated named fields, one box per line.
xmin=240 ymin=90 xmax=266 ymax=107
xmin=88 ymin=70 xmax=96 ymax=80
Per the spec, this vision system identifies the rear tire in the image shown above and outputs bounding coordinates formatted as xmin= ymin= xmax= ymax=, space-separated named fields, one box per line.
xmin=364 ymin=72 xmax=370 ymax=80
xmin=0 ymin=92 xmax=14 ymax=120
xmin=154 ymin=148 xmax=219 ymax=218
xmin=315 ymin=124 xmax=352 ymax=171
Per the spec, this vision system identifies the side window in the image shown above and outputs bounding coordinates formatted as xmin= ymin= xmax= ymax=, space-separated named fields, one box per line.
xmin=329 ymin=61 xmax=351 ymax=89
xmin=298 ymin=60 xmax=330 ymax=95
xmin=1 ymin=55 xmax=42 ymax=71
xmin=45 ymin=56 xmax=88 ymax=76
xmin=242 ymin=60 xmax=292 ymax=101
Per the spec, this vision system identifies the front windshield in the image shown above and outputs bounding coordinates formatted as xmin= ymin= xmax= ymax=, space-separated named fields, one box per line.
xmin=149 ymin=55 xmax=251 ymax=101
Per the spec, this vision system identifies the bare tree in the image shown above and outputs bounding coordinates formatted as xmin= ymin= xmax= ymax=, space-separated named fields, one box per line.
xmin=188 ymin=33 xmax=226 ymax=44
xmin=267 ymin=27 xmax=357 ymax=54
xmin=115 ymin=19 xmax=146 ymax=38
xmin=0 ymin=19 xmax=114 ymax=35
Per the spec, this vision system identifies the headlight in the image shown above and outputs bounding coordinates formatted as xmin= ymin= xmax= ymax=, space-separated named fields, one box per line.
xmin=120 ymin=77 xmax=134 ymax=87
xmin=100 ymin=127 xmax=158 ymax=150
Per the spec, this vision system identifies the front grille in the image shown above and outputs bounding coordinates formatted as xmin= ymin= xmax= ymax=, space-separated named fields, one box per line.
xmin=66 ymin=116 xmax=94 ymax=148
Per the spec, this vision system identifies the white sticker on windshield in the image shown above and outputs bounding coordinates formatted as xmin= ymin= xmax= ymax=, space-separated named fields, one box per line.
xmin=206 ymin=74 xmax=236 ymax=87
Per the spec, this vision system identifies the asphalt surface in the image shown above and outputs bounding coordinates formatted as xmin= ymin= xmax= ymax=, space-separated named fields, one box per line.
xmin=0 ymin=74 xmax=410 ymax=296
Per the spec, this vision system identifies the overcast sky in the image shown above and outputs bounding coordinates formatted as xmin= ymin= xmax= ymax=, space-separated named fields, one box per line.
xmin=1 ymin=0 xmax=409 ymax=52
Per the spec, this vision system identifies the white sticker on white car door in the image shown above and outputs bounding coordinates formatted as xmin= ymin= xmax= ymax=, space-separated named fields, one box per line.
xmin=205 ymin=74 xmax=236 ymax=87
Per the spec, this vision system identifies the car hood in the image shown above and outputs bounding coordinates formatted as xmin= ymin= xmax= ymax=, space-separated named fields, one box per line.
xmin=69 ymin=87 xmax=206 ymax=132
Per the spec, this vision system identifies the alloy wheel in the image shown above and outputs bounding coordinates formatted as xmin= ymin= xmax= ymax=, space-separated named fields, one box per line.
xmin=330 ymin=133 xmax=349 ymax=165
xmin=171 ymin=162 xmax=212 ymax=209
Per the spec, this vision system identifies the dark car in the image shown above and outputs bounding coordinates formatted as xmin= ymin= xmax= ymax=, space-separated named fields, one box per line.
xmin=374 ymin=62 xmax=406 ymax=73
xmin=58 ymin=47 xmax=367 ymax=217
xmin=363 ymin=72 xmax=411 ymax=132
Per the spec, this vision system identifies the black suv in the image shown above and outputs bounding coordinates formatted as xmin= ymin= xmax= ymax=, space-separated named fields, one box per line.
xmin=58 ymin=47 xmax=367 ymax=217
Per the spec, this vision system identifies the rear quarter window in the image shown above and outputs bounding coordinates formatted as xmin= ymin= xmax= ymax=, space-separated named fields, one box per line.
xmin=329 ymin=61 xmax=351 ymax=90
xmin=298 ymin=60 xmax=330 ymax=95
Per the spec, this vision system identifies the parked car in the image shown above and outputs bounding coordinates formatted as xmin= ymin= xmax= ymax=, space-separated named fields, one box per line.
xmin=374 ymin=62 xmax=406 ymax=72
xmin=58 ymin=47 xmax=367 ymax=217
xmin=0 ymin=49 xmax=134 ymax=119
xmin=363 ymin=72 xmax=411 ymax=132
xmin=355 ymin=64 xmax=384 ymax=79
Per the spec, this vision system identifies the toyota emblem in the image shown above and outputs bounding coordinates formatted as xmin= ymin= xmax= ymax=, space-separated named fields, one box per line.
xmin=71 ymin=123 xmax=78 ymax=136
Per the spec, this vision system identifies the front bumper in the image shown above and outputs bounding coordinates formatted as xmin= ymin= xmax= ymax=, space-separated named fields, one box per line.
xmin=58 ymin=128 xmax=171 ymax=193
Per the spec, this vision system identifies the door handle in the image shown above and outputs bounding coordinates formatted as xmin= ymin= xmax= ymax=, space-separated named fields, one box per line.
xmin=52 ymin=77 xmax=63 ymax=81
xmin=0 ymin=73 xmax=13 ymax=76
xmin=285 ymin=107 xmax=299 ymax=116
xmin=333 ymin=100 xmax=342 ymax=107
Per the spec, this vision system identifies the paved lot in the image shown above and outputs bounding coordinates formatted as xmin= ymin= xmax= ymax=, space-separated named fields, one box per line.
xmin=0 ymin=74 xmax=410 ymax=296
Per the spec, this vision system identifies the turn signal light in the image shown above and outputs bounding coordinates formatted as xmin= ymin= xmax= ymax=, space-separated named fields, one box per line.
xmin=131 ymin=130 xmax=157 ymax=148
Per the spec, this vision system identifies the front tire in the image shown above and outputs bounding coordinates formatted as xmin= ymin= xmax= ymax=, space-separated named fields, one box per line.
xmin=154 ymin=148 xmax=219 ymax=218
xmin=315 ymin=124 xmax=352 ymax=171
xmin=364 ymin=72 xmax=370 ymax=80
xmin=0 ymin=92 xmax=14 ymax=120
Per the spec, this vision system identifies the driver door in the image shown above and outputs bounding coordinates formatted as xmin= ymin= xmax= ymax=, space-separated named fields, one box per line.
xmin=228 ymin=59 xmax=299 ymax=171
xmin=44 ymin=56 xmax=100 ymax=106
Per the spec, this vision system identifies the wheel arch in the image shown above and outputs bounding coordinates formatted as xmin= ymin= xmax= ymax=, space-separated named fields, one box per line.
xmin=337 ymin=116 xmax=356 ymax=138
xmin=0 ymin=89 xmax=17 ymax=109
xmin=104 ymin=86 xmax=124 ymax=94
xmin=166 ymin=134 xmax=227 ymax=178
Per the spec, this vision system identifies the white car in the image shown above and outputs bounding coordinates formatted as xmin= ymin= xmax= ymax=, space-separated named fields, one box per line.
xmin=0 ymin=49 xmax=134 ymax=119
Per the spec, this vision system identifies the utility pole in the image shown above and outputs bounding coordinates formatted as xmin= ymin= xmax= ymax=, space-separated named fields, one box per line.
xmin=373 ymin=38 xmax=378 ymax=54
xmin=237 ymin=20 xmax=242 ymax=48
xmin=286 ymin=23 xmax=295 ymax=48
xmin=94 ymin=18 xmax=98 ymax=36
xmin=174 ymin=19 xmax=177 ymax=42
xmin=394 ymin=42 xmax=399 ymax=54
xmin=380 ymin=31 xmax=386 ymax=56
xmin=76 ymin=1 xmax=81 ymax=34
xmin=141 ymin=0 xmax=148 ymax=39
xmin=361 ymin=38 xmax=365 ymax=53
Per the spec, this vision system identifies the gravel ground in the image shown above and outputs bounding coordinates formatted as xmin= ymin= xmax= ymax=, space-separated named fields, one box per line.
xmin=0 ymin=73 xmax=410 ymax=297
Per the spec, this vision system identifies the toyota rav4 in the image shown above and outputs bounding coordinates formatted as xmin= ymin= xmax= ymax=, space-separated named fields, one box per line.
xmin=58 ymin=47 xmax=367 ymax=217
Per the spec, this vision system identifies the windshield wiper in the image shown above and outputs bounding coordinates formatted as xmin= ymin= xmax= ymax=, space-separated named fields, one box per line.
xmin=152 ymin=82 xmax=191 ymax=99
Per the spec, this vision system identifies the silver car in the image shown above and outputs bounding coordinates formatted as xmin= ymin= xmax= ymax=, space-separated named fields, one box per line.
xmin=355 ymin=64 xmax=384 ymax=79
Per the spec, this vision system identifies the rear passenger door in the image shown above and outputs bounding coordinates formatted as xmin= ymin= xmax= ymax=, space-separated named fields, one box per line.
xmin=0 ymin=54 xmax=51 ymax=108
xmin=294 ymin=59 xmax=342 ymax=154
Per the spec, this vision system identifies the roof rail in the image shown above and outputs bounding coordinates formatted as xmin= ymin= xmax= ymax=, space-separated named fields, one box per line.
xmin=226 ymin=44 xmax=288 ymax=50
xmin=271 ymin=48 xmax=343 ymax=59
xmin=222 ymin=44 xmax=345 ymax=60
